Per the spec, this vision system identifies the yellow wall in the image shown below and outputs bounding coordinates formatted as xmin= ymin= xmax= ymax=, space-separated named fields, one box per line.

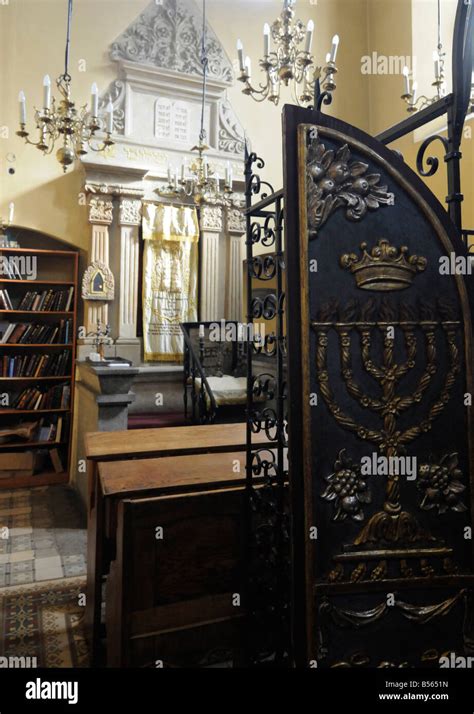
xmin=0 ymin=0 xmax=472 ymax=246
xmin=365 ymin=0 xmax=473 ymax=233
xmin=0 ymin=0 xmax=370 ymax=248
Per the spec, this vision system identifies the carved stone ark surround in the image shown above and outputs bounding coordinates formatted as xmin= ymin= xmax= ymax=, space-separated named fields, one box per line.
xmin=200 ymin=205 xmax=224 ymax=232
xmin=219 ymin=103 xmax=245 ymax=155
xmin=82 ymin=261 xmax=115 ymax=302
xmin=119 ymin=199 xmax=142 ymax=227
xmin=88 ymin=196 xmax=114 ymax=226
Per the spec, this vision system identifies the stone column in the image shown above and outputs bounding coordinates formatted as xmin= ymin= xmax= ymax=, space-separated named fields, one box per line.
xmin=115 ymin=198 xmax=142 ymax=363
xmin=199 ymin=204 xmax=224 ymax=321
xmin=226 ymin=206 xmax=246 ymax=322
xmin=86 ymin=195 xmax=114 ymax=332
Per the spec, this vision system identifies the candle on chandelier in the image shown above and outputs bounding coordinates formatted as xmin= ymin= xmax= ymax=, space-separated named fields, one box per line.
xmin=263 ymin=23 xmax=270 ymax=57
xmin=167 ymin=166 xmax=172 ymax=184
xmin=305 ymin=20 xmax=314 ymax=54
xmin=8 ymin=203 xmax=14 ymax=225
xmin=106 ymin=101 xmax=114 ymax=133
xmin=433 ymin=50 xmax=440 ymax=80
xmin=215 ymin=172 xmax=220 ymax=189
xmin=412 ymin=80 xmax=418 ymax=103
xmin=245 ymin=56 xmax=252 ymax=80
xmin=91 ymin=83 xmax=99 ymax=116
xmin=174 ymin=172 xmax=179 ymax=190
xmin=237 ymin=39 xmax=245 ymax=72
xmin=402 ymin=66 xmax=411 ymax=96
xmin=18 ymin=91 xmax=26 ymax=124
xmin=43 ymin=75 xmax=51 ymax=111
xmin=199 ymin=324 xmax=205 ymax=339
xmin=329 ymin=34 xmax=339 ymax=63
xmin=181 ymin=160 xmax=186 ymax=182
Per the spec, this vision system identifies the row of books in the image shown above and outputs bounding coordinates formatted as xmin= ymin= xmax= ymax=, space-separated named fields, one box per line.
xmin=1 ymin=319 xmax=72 ymax=345
xmin=17 ymin=287 xmax=74 ymax=312
xmin=0 ymin=290 xmax=13 ymax=310
xmin=8 ymin=382 xmax=70 ymax=411
xmin=36 ymin=415 xmax=64 ymax=443
xmin=0 ymin=350 xmax=71 ymax=378
xmin=0 ymin=262 xmax=22 ymax=280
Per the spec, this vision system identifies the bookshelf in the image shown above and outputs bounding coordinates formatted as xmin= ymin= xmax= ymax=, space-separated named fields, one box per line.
xmin=0 ymin=246 xmax=78 ymax=488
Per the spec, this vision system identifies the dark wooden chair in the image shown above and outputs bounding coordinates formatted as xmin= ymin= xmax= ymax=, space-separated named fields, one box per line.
xmin=105 ymin=488 xmax=246 ymax=667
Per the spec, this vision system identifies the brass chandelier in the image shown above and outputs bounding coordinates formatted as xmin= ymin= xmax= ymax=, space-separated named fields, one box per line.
xmin=16 ymin=0 xmax=114 ymax=172
xmin=400 ymin=0 xmax=447 ymax=113
xmin=236 ymin=0 xmax=340 ymax=106
xmin=157 ymin=0 xmax=237 ymax=206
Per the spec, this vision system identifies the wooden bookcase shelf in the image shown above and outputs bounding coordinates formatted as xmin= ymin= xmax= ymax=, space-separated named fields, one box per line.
xmin=0 ymin=376 xmax=72 ymax=382
xmin=0 ymin=311 xmax=74 ymax=316
xmin=0 ymin=344 xmax=73 ymax=348
xmin=0 ymin=247 xmax=78 ymax=489
xmin=0 ymin=280 xmax=75 ymax=285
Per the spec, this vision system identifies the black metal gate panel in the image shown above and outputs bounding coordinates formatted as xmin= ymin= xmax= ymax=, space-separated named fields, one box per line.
xmin=283 ymin=106 xmax=474 ymax=668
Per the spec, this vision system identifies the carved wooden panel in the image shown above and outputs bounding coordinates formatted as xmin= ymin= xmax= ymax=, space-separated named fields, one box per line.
xmin=283 ymin=106 xmax=474 ymax=667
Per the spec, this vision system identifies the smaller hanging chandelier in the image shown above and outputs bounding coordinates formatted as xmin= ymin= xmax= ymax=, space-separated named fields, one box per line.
xmin=401 ymin=0 xmax=446 ymax=113
xmin=159 ymin=139 xmax=236 ymax=206
xmin=236 ymin=0 xmax=340 ymax=106
xmin=157 ymin=0 xmax=237 ymax=206
xmin=16 ymin=0 xmax=114 ymax=172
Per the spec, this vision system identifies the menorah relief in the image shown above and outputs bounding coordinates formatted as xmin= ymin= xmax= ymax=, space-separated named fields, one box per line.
xmin=311 ymin=240 xmax=467 ymax=582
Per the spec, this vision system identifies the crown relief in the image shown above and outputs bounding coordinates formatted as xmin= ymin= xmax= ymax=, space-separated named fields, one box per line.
xmin=340 ymin=239 xmax=428 ymax=292
xmin=306 ymin=131 xmax=395 ymax=236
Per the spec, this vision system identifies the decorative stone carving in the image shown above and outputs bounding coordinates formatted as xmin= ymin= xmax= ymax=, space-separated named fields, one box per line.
xmin=306 ymin=129 xmax=395 ymax=237
xmin=227 ymin=206 xmax=246 ymax=234
xmin=110 ymin=0 xmax=233 ymax=84
xmin=85 ymin=182 xmax=143 ymax=198
xmin=82 ymin=261 xmax=115 ymax=301
xmin=219 ymin=102 xmax=245 ymax=155
xmin=88 ymin=196 xmax=114 ymax=225
xmin=119 ymin=199 xmax=142 ymax=226
xmin=98 ymin=80 xmax=126 ymax=135
xmin=200 ymin=205 xmax=223 ymax=232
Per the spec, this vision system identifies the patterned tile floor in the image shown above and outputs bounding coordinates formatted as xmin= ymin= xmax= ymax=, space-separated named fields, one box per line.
xmin=0 ymin=486 xmax=86 ymax=586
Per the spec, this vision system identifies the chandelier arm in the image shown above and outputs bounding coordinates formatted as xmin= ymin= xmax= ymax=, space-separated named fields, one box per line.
xmin=244 ymin=86 xmax=271 ymax=103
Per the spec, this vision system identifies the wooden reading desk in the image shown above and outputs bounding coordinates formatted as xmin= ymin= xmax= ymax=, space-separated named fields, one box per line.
xmin=85 ymin=423 xmax=272 ymax=663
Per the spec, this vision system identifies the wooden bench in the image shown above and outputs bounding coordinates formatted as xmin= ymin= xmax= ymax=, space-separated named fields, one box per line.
xmin=106 ymin=488 xmax=246 ymax=667
xmin=85 ymin=424 xmax=273 ymax=663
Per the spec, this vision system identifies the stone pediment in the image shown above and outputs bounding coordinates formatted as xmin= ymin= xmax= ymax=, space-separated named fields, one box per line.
xmin=110 ymin=0 xmax=233 ymax=85
xmin=84 ymin=0 xmax=245 ymax=190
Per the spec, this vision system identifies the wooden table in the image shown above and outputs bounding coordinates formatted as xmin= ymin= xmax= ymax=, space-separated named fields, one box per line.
xmin=85 ymin=423 xmax=271 ymax=663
